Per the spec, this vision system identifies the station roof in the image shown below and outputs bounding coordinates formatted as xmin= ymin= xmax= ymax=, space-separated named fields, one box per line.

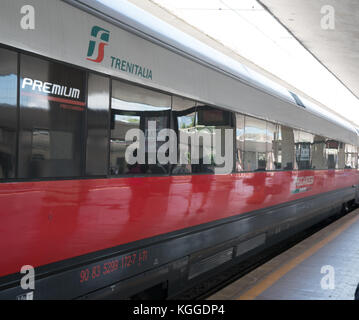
xmin=126 ymin=0 xmax=359 ymax=127
xmin=260 ymin=0 xmax=359 ymax=100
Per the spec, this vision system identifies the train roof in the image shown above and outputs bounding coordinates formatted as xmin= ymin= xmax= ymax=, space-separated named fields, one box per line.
xmin=68 ymin=0 xmax=359 ymax=144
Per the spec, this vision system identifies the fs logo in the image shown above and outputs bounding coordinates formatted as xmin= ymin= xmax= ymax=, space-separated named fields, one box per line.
xmin=86 ymin=26 xmax=110 ymax=63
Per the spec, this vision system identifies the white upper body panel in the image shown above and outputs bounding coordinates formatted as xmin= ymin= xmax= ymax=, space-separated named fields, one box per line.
xmin=0 ymin=0 xmax=357 ymax=145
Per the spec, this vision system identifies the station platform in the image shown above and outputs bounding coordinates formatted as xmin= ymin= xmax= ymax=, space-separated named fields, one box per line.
xmin=208 ymin=209 xmax=359 ymax=300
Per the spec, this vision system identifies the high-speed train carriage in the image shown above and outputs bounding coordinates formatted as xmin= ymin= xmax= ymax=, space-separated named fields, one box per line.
xmin=0 ymin=0 xmax=358 ymax=299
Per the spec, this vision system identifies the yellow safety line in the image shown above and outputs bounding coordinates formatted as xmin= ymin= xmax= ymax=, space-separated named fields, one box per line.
xmin=238 ymin=212 xmax=359 ymax=300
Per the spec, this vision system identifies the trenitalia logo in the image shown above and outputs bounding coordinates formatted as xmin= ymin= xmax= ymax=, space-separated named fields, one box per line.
xmin=85 ymin=25 xmax=153 ymax=80
xmin=86 ymin=26 xmax=110 ymax=63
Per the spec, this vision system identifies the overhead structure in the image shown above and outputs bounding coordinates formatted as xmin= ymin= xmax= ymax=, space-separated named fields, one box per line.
xmin=259 ymin=0 xmax=359 ymax=100
xmin=128 ymin=0 xmax=359 ymax=128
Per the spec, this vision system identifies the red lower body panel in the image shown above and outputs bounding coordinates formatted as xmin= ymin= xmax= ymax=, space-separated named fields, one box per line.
xmin=0 ymin=170 xmax=358 ymax=277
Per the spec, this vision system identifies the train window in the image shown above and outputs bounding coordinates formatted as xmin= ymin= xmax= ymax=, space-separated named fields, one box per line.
xmin=110 ymin=80 xmax=171 ymax=176
xmin=86 ymin=73 xmax=110 ymax=176
xmin=312 ymin=135 xmax=327 ymax=170
xmin=279 ymin=125 xmax=295 ymax=170
xmin=243 ymin=116 xmax=267 ymax=171
xmin=345 ymin=144 xmax=358 ymax=169
xmin=195 ymin=104 xmax=234 ymax=174
xmin=266 ymin=122 xmax=280 ymax=170
xmin=325 ymin=140 xmax=339 ymax=169
xmin=235 ymin=113 xmax=245 ymax=172
xmin=337 ymin=142 xmax=345 ymax=169
xmin=171 ymin=96 xmax=197 ymax=175
xmin=0 ymin=48 xmax=17 ymax=180
xmin=267 ymin=124 xmax=295 ymax=171
xmin=18 ymin=54 xmax=86 ymax=178
xmin=172 ymin=99 xmax=234 ymax=174
xmin=294 ymin=130 xmax=314 ymax=170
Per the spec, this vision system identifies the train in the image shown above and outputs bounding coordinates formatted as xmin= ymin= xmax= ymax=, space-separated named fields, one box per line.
xmin=0 ymin=0 xmax=358 ymax=299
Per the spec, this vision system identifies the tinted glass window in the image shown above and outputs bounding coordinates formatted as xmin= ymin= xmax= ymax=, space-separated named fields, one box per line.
xmin=18 ymin=54 xmax=86 ymax=178
xmin=196 ymin=104 xmax=234 ymax=174
xmin=244 ymin=116 xmax=267 ymax=171
xmin=338 ymin=142 xmax=345 ymax=169
xmin=110 ymin=80 xmax=171 ymax=176
xmin=172 ymin=100 xmax=234 ymax=174
xmin=345 ymin=144 xmax=358 ymax=169
xmin=0 ymin=48 xmax=17 ymax=179
xmin=294 ymin=130 xmax=314 ymax=170
xmin=325 ymin=140 xmax=339 ymax=169
xmin=172 ymin=96 xmax=196 ymax=175
xmin=267 ymin=124 xmax=295 ymax=170
xmin=266 ymin=122 xmax=279 ymax=170
xmin=312 ymin=135 xmax=327 ymax=169
xmin=86 ymin=73 xmax=110 ymax=176
xmin=280 ymin=126 xmax=295 ymax=170
xmin=235 ymin=113 xmax=245 ymax=172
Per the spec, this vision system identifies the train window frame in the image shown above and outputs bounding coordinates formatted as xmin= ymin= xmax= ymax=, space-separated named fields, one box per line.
xmin=325 ymin=140 xmax=339 ymax=170
xmin=0 ymin=47 xmax=18 ymax=181
xmin=17 ymin=53 xmax=87 ymax=179
xmin=294 ymin=129 xmax=314 ymax=170
xmin=235 ymin=113 xmax=245 ymax=172
xmin=0 ymin=43 xmax=357 ymax=182
xmin=109 ymin=78 xmax=172 ymax=178
xmin=344 ymin=144 xmax=358 ymax=169
xmin=86 ymin=72 xmax=111 ymax=177
xmin=243 ymin=115 xmax=268 ymax=172
xmin=312 ymin=135 xmax=328 ymax=170
xmin=171 ymin=98 xmax=236 ymax=176
xmin=273 ymin=124 xmax=296 ymax=171
xmin=171 ymin=96 xmax=197 ymax=176
xmin=266 ymin=121 xmax=279 ymax=171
